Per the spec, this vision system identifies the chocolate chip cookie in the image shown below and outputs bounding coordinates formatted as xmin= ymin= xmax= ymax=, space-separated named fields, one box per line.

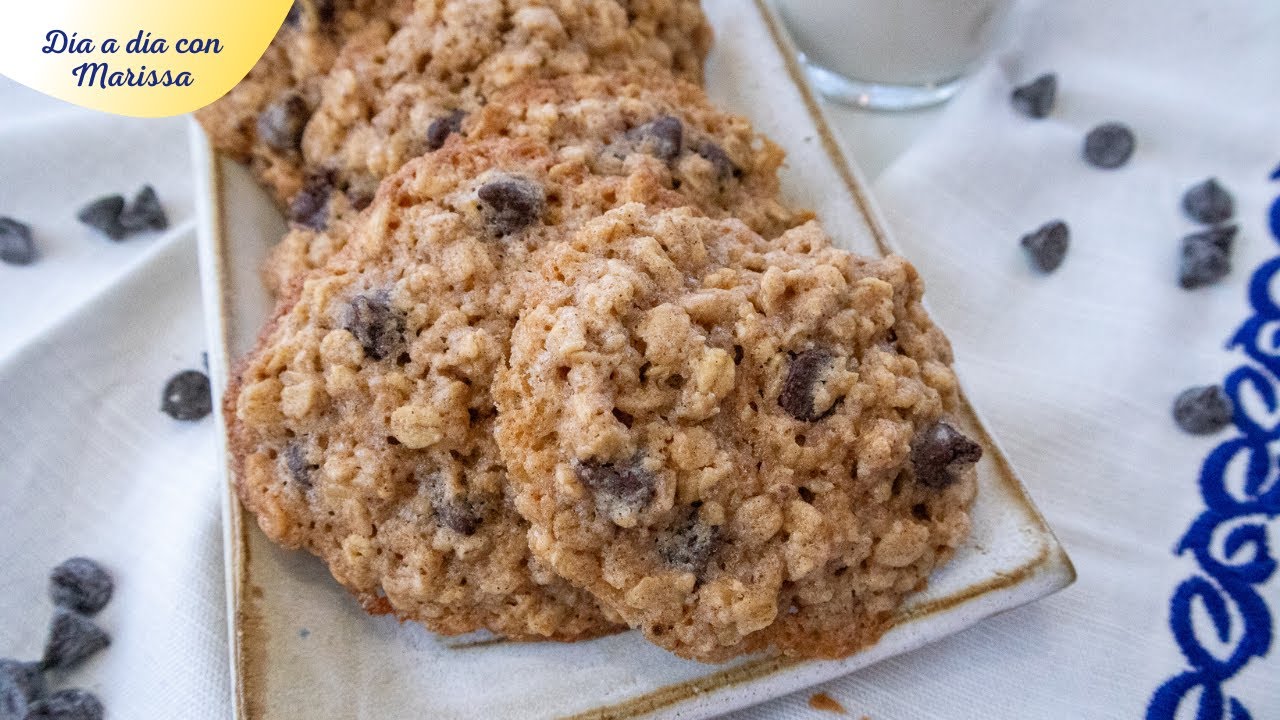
xmin=195 ymin=0 xmax=412 ymax=204
xmin=229 ymin=138 xmax=624 ymax=640
xmin=229 ymin=132 xmax=800 ymax=640
xmin=495 ymin=205 xmax=980 ymax=661
xmin=262 ymin=72 xmax=805 ymax=292
xmin=298 ymin=0 xmax=711 ymax=210
xmin=198 ymin=0 xmax=710 ymax=216
xmin=469 ymin=73 xmax=797 ymax=239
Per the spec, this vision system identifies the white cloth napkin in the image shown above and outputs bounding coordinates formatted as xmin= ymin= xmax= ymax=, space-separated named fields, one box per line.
xmin=2 ymin=0 xmax=1279 ymax=717
xmin=740 ymin=1 xmax=1280 ymax=718
xmin=0 ymin=80 xmax=197 ymax=362
xmin=0 ymin=81 xmax=227 ymax=718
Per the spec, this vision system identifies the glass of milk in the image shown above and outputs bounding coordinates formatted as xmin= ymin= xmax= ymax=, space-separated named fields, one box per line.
xmin=776 ymin=0 xmax=1014 ymax=110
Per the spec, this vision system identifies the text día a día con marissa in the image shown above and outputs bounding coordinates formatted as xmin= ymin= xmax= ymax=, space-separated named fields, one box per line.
xmin=43 ymin=30 xmax=224 ymax=88
xmin=71 ymin=63 xmax=194 ymax=88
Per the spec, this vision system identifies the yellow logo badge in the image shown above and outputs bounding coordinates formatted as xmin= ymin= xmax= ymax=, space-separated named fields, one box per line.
xmin=2 ymin=1 xmax=293 ymax=117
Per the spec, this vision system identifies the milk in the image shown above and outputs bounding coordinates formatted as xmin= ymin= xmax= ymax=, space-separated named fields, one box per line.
xmin=777 ymin=0 xmax=1012 ymax=86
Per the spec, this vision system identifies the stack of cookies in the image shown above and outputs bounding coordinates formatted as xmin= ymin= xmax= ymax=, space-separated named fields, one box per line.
xmin=201 ymin=0 xmax=983 ymax=662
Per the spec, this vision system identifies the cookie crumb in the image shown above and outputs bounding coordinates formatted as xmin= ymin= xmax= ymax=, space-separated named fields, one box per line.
xmin=808 ymin=692 xmax=846 ymax=714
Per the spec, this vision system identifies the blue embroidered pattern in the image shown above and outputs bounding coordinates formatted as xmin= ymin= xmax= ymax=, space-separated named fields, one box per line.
xmin=1147 ymin=166 xmax=1280 ymax=720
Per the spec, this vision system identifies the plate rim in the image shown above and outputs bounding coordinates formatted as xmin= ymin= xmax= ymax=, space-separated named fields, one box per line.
xmin=190 ymin=120 xmax=253 ymax=720
xmin=192 ymin=2 xmax=1076 ymax=716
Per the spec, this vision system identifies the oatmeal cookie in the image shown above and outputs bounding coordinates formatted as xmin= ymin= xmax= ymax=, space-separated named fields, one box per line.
xmin=298 ymin=2 xmax=710 ymax=214
xmin=199 ymin=0 xmax=710 ymax=214
xmin=194 ymin=0 xmax=411 ymax=203
xmin=263 ymin=72 xmax=804 ymax=291
xmin=229 ymin=134 xmax=787 ymax=640
xmin=495 ymin=205 xmax=980 ymax=661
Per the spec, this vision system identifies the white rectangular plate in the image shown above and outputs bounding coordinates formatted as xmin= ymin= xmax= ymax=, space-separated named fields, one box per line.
xmin=193 ymin=1 xmax=1075 ymax=717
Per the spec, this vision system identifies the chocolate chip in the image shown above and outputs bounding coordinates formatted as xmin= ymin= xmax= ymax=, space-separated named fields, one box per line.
xmin=423 ymin=472 xmax=482 ymax=536
xmin=694 ymin=140 xmax=741 ymax=179
xmin=314 ymin=0 xmax=335 ymax=22
xmin=342 ymin=291 xmax=403 ymax=361
xmin=1020 ymin=220 xmax=1070 ymax=273
xmin=576 ymin=458 xmax=655 ymax=512
xmin=50 ymin=558 xmax=113 ymax=616
xmin=1179 ymin=230 xmax=1232 ymax=289
xmin=1182 ymin=178 xmax=1234 ymax=225
xmin=612 ymin=408 xmax=634 ymax=428
xmin=1189 ymin=224 xmax=1237 ymax=255
xmin=161 ymin=370 xmax=212 ymax=421
xmin=0 ymin=217 xmax=36 ymax=266
xmin=76 ymin=196 xmax=126 ymax=241
xmin=437 ymin=502 xmax=481 ymax=535
xmin=284 ymin=1 xmax=303 ymax=26
xmin=119 ymin=185 xmax=168 ymax=233
xmin=1173 ymin=385 xmax=1233 ymax=434
xmin=0 ymin=659 xmax=44 ymax=716
xmin=1011 ymin=73 xmax=1056 ymax=119
xmin=627 ymin=115 xmax=684 ymax=162
xmin=617 ymin=0 xmax=636 ymax=22
xmin=258 ymin=93 xmax=309 ymax=153
xmin=779 ymin=349 xmax=838 ymax=421
xmin=657 ymin=509 xmax=720 ymax=575
xmin=425 ymin=110 xmax=467 ymax=151
xmin=289 ymin=172 xmax=333 ymax=229
xmin=1 ymin=677 xmax=26 ymax=720
xmin=347 ymin=189 xmax=375 ymax=212
xmin=477 ymin=176 xmax=545 ymax=236
xmin=910 ymin=421 xmax=982 ymax=488
xmin=24 ymin=689 xmax=103 ymax=720
xmin=284 ymin=443 xmax=316 ymax=488
xmin=42 ymin=612 xmax=109 ymax=672
xmin=1083 ymin=122 xmax=1135 ymax=169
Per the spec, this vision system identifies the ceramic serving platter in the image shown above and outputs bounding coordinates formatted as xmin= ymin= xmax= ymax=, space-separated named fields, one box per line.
xmin=192 ymin=1 xmax=1075 ymax=717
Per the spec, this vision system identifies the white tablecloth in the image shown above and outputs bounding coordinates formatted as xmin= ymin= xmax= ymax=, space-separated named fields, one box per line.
xmin=1 ymin=0 xmax=1277 ymax=717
